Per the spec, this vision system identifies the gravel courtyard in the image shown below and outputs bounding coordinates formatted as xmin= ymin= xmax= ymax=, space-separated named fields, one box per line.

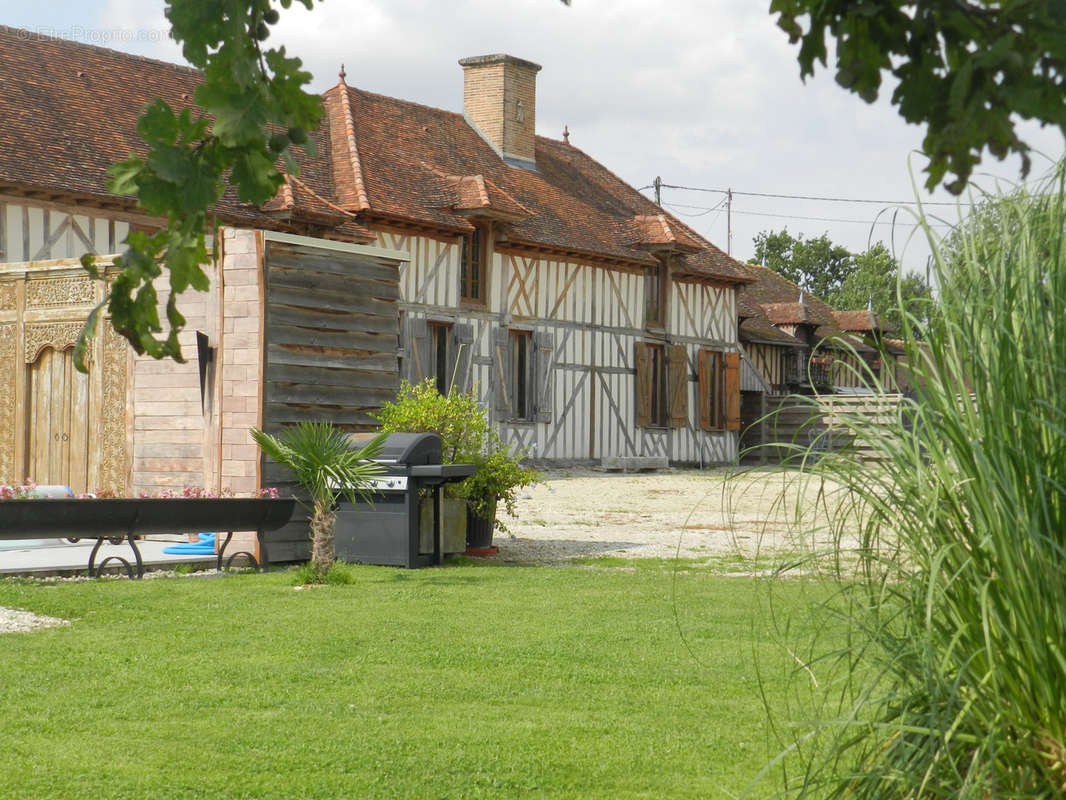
xmin=493 ymin=466 xmax=851 ymax=565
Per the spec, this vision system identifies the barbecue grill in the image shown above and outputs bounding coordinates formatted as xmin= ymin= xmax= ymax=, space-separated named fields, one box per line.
xmin=334 ymin=433 xmax=475 ymax=568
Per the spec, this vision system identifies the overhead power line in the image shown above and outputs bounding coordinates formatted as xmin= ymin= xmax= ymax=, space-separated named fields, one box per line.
xmin=655 ymin=182 xmax=973 ymax=207
xmin=728 ymin=208 xmax=953 ymax=228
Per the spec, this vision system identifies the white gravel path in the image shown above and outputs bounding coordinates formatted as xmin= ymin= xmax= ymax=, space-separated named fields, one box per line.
xmin=0 ymin=607 xmax=69 ymax=633
xmin=494 ymin=466 xmax=849 ymax=564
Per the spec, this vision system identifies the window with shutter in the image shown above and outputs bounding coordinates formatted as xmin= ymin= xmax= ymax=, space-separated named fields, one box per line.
xmin=460 ymin=226 xmax=487 ymax=303
xmin=645 ymin=262 xmax=668 ymax=329
xmin=697 ymin=349 xmax=724 ymax=430
xmin=533 ymin=331 xmax=554 ymax=423
xmin=724 ymin=352 xmax=741 ymax=431
xmin=492 ymin=328 xmax=513 ymax=417
xmin=405 ymin=316 xmax=431 ymax=386
xmin=510 ymin=330 xmax=534 ymax=421
xmin=451 ymin=324 xmax=474 ymax=394
xmin=636 ymin=342 xmax=668 ymax=428
xmin=429 ymin=322 xmax=451 ymax=395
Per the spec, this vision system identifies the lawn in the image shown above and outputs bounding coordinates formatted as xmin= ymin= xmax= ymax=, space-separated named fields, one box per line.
xmin=0 ymin=563 xmax=830 ymax=799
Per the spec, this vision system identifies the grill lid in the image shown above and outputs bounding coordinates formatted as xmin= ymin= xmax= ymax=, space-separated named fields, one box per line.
xmin=351 ymin=432 xmax=443 ymax=466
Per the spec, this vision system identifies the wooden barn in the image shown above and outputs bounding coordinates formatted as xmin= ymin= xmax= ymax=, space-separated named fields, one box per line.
xmin=0 ymin=30 xmax=760 ymax=560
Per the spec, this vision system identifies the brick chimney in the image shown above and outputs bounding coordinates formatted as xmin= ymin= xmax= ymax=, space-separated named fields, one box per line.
xmin=459 ymin=54 xmax=541 ymax=170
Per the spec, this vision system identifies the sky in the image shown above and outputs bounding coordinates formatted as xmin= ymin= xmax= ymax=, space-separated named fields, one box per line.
xmin=7 ymin=0 xmax=1065 ymax=279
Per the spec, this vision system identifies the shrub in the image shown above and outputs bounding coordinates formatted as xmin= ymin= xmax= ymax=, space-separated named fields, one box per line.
xmin=373 ymin=379 xmax=538 ymax=531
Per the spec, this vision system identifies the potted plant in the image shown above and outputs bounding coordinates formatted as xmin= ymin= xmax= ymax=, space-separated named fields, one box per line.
xmin=251 ymin=422 xmax=385 ymax=579
xmin=373 ymin=379 xmax=538 ymax=552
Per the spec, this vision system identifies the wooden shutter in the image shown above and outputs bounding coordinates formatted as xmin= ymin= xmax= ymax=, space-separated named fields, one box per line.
xmin=492 ymin=328 xmax=513 ymax=417
xmin=635 ymin=341 xmax=651 ymax=428
xmin=404 ymin=316 xmax=430 ymax=385
xmin=451 ymin=323 xmax=474 ymax=394
xmin=667 ymin=344 xmax=688 ymax=429
xmin=724 ymin=352 xmax=741 ymax=431
xmin=533 ymin=331 xmax=554 ymax=423
xmin=697 ymin=350 xmax=711 ymax=431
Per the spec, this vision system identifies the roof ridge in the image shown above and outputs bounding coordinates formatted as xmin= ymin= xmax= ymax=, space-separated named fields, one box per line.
xmin=329 ymin=84 xmax=370 ymax=211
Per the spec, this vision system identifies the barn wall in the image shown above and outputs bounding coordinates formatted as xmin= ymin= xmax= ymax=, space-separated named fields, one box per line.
xmin=743 ymin=341 xmax=789 ymax=393
xmin=0 ymin=197 xmax=130 ymax=263
xmin=380 ymin=227 xmax=741 ymax=467
xmin=130 ymin=258 xmax=218 ymax=496
xmin=250 ymin=231 xmax=406 ymax=562
xmin=0 ymin=197 xmax=140 ymax=493
xmin=666 ymin=280 xmax=737 ymax=465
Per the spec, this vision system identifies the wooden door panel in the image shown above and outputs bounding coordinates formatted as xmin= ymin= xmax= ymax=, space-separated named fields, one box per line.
xmin=25 ymin=347 xmax=91 ymax=493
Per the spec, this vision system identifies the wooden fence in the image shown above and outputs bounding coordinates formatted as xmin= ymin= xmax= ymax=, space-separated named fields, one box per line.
xmin=742 ymin=393 xmax=905 ymax=464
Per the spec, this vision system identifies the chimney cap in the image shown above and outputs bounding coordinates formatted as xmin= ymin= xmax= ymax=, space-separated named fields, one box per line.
xmin=458 ymin=54 xmax=542 ymax=73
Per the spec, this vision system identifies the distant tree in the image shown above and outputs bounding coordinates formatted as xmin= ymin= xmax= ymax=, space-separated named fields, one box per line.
xmin=750 ymin=229 xmax=856 ymax=298
xmin=770 ymin=1 xmax=1066 ymax=194
xmin=828 ymin=242 xmax=934 ymax=331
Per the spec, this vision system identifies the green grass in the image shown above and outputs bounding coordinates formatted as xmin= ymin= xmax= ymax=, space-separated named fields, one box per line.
xmin=572 ymin=552 xmax=814 ymax=576
xmin=0 ymin=564 xmax=832 ymax=799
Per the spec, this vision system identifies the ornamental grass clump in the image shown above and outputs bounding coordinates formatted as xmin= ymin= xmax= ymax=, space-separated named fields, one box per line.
xmin=772 ymin=167 xmax=1066 ymax=798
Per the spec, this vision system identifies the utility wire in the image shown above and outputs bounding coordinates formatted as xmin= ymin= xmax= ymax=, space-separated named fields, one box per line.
xmin=653 ymin=182 xmax=973 ymax=207
xmin=728 ymin=208 xmax=953 ymax=228
xmin=663 ymin=198 xmax=727 ymax=218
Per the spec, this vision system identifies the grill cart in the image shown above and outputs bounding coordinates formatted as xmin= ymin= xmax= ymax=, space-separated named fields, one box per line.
xmin=334 ymin=433 xmax=475 ymax=568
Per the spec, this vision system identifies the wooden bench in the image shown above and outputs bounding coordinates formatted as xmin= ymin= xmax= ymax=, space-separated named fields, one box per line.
xmin=0 ymin=498 xmax=295 ymax=578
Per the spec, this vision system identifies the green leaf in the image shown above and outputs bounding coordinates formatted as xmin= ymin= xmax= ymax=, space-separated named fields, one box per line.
xmin=231 ymin=149 xmax=283 ymax=204
xmin=137 ymin=99 xmax=179 ymax=146
xmin=107 ymin=157 xmax=144 ymax=197
xmin=147 ymin=145 xmax=193 ymax=184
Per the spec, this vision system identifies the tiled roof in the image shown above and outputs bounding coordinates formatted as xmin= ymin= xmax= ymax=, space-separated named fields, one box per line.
xmin=739 ymin=264 xmax=879 ymax=352
xmin=0 ymin=26 xmax=289 ymax=228
xmin=740 ymin=316 xmax=804 ymax=346
xmin=762 ymin=302 xmax=813 ymax=325
xmin=739 ymin=265 xmax=838 ymax=328
xmin=0 ymin=26 xmax=752 ymax=283
xmin=834 ymin=309 xmax=898 ymax=334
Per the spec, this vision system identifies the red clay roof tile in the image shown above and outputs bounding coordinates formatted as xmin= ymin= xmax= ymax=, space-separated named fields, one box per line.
xmin=0 ymin=26 xmax=751 ymax=283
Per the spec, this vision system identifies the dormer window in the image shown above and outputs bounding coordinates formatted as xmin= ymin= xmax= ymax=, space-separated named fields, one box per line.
xmin=461 ymin=226 xmax=486 ymax=303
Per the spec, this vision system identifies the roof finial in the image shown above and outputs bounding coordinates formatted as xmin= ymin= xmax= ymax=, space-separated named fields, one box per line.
xmin=562 ymin=125 xmax=570 ymax=144
xmin=339 ymin=63 xmax=347 ymax=84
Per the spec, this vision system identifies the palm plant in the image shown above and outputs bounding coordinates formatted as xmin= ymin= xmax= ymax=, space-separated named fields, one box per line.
xmin=251 ymin=422 xmax=385 ymax=577
xmin=766 ymin=164 xmax=1066 ymax=798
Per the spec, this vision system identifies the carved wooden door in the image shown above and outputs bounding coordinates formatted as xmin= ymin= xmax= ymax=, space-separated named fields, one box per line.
xmin=25 ymin=346 xmax=92 ymax=493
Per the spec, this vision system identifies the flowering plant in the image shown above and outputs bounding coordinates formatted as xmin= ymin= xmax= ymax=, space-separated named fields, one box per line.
xmin=1 ymin=484 xmax=281 ymax=500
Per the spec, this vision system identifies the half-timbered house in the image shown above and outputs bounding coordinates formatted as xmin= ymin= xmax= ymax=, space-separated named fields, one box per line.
xmin=0 ymin=30 xmax=758 ymax=558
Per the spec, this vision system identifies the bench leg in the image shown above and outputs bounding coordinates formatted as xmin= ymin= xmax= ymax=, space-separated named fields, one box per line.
xmin=88 ymin=534 xmax=144 ymax=579
xmin=216 ymin=531 xmax=262 ymax=572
